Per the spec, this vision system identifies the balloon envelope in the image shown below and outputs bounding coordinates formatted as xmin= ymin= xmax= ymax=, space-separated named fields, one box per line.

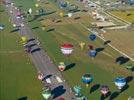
xmin=73 ymin=86 xmax=81 ymax=94
xmin=82 ymin=74 xmax=93 ymax=84
xmin=89 ymin=34 xmax=97 ymax=41
xmin=58 ymin=62 xmax=66 ymax=71
xmin=114 ymin=77 xmax=126 ymax=89
xmin=89 ymin=50 xmax=97 ymax=57
xmin=100 ymin=85 xmax=109 ymax=95
xmin=0 ymin=24 xmax=5 ymax=30
xmin=61 ymin=43 xmax=73 ymax=55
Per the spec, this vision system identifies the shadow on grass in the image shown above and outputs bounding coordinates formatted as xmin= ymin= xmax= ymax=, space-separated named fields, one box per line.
xmin=90 ymin=84 xmax=100 ymax=93
xmin=31 ymin=48 xmax=41 ymax=53
xmin=115 ymin=56 xmax=129 ymax=65
xmin=125 ymin=76 xmax=133 ymax=83
xmin=120 ymin=84 xmax=129 ymax=93
xmin=104 ymin=40 xmax=111 ymax=45
xmin=18 ymin=96 xmax=27 ymax=100
xmin=100 ymin=92 xmax=111 ymax=100
xmin=65 ymin=63 xmax=75 ymax=71
xmin=46 ymin=28 xmax=55 ymax=32
xmin=109 ymin=91 xmax=120 ymax=100
xmin=32 ymin=26 xmax=39 ymax=30
xmin=28 ymin=11 xmax=56 ymax=22
xmin=10 ymin=28 xmax=20 ymax=33
xmin=95 ymin=47 xmax=104 ymax=53
xmin=51 ymin=85 xmax=66 ymax=99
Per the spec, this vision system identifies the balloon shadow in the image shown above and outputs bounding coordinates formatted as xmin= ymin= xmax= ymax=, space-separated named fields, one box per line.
xmin=18 ymin=96 xmax=27 ymax=100
xmin=27 ymin=38 xmax=35 ymax=42
xmin=64 ymin=63 xmax=75 ymax=71
xmin=46 ymin=28 xmax=55 ymax=32
xmin=100 ymin=92 xmax=111 ymax=100
xmin=32 ymin=26 xmax=39 ymax=30
xmin=125 ymin=76 xmax=133 ymax=83
xmin=10 ymin=28 xmax=20 ymax=33
xmin=51 ymin=85 xmax=66 ymax=99
xmin=120 ymin=84 xmax=129 ymax=93
xmin=109 ymin=91 xmax=120 ymax=100
xmin=115 ymin=56 xmax=129 ymax=65
xmin=28 ymin=11 xmax=56 ymax=22
xmin=95 ymin=47 xmax=104 ymax=53
xmin=104 ymin=40 xmax=111 ymax=45
xmin=90 ymin=84 xmax=100 ymax=93
xmin=31 ymin=48 xmax=41 ymax=53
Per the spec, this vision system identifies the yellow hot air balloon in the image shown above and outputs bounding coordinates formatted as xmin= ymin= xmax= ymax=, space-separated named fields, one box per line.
xmin=79 ymin=42 xmax=85 ymax=50
xmin=21 ymin=36 xmax=27 ymax=44
xmin=35 ymin=3 xmax=39 ymax=8
xmin=59 ymin=12 xmax=64 ymax=17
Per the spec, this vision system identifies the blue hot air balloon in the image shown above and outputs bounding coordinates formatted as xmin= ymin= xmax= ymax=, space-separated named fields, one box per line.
xmin=0 ymin=24 xmax=5 ymax=30
xmin=59 ymin=1 xmax=67 ymax=8
xmin=89 ymin=34 xmax=96 ymax=41
xmin=114 ymin=77 xmax=126 ymax=90
xmin=82 ymin=73 xmax=93 ymax=87
xmin=89 ymin=50 xmax=97 ymax=57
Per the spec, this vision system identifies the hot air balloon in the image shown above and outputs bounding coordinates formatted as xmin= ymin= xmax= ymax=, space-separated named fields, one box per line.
xmin=79 ymin=42 xmax=85 ymax=50
xmin=38 ymin=73 xmax=44 ymax=80
xmin=58 ymin=62 xmax=66 ymax=71
xmin=21 ymin=36 xmax=27 ymax=43
xmin=114 ymin=77 xmax=126 ymax=90
xmin=42 ymin=88 xmax=52 ymax=100
xmin=60 ymin=43 xmax=73 ymax=56
xmin=100 ymin=85 xmax=109 ymax=97
xmin=59 ymin=1 xmax=67 ymax=8
xmin=0 ymin=24 xmax=5 ymax=30
xmin=88 ymin=44 xmax=94 ymax=50
xmin=82 ymin=73 xmax=93 ymax=87
xmin=59 ymin=12 xmax=64 ymax=17
xmin=89 ymin=34 xmax=97 ymax=41
xmin=57 ymin=97 xmax=65 ymax=100
xmin=89 ymin=50 xmax=97 ymax=58
xmin=73 ymin=85 xmax=82 ymax=96
xmin=35 ymin=3 xmax=39 ymax=7
xmin=68 ymin=13 xmax=73 ymax=17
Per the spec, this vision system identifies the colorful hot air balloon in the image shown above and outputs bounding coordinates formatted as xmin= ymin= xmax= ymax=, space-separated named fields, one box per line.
xmin=57 ymin=97 xmax=65 ymax=100
xmin=89 ymin=34 xmax=97 ymax=41
xmin=82 ymin=73 xmax=93 ymax=87
xmin=42 ymin=88 xmax=52 ymax=100
xmin=73 ymin=85 xmax=82 ymax=96
xmin=100 ymin=85 xmax=109 ymax=96
xmin=89 ymin=50 xmax=97 ymax=58
xmin=61 ymin=43 xmax=73 ymax=55
xmin=114 ymin=77 xmax=126 ymax=90
xmin=58 ymin=62 xmax=66 ymax=71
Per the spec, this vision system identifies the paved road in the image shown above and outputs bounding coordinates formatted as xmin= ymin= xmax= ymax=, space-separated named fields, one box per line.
xmin=4 ymin=0 xmax=75 ymax=99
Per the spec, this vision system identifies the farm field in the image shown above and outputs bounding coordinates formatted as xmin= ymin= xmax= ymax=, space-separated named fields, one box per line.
xmin=5 ymin=0 xmax=134 ymax=100
xmin=102 ymin=29 xmax=134 ymax=59
xmin=0 ymin=5 xmax=43 ymax=100
xmin=110 ymin=10 xmax=134 ymax=23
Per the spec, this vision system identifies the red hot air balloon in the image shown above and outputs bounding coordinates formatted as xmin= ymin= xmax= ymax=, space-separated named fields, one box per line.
xmin=61 ymin=43 xmax=73 ymax=56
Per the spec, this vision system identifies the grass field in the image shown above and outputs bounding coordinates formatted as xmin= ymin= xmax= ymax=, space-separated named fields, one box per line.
xmin=0 ymin=5 xmax=43 ymax=100
xmin=110 ymin=10 xmax=134 ymax=23
xmin=9 ymin=0 xmax=134 ymax=100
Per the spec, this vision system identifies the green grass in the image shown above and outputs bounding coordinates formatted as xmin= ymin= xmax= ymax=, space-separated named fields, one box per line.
xmin=0 ymin=5 xmax=43 ymax=100
xmin=12 ymin=0 xmax=134 ymax=100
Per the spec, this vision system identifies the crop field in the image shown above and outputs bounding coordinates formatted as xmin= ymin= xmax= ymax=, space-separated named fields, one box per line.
xmin=110 ymin=10 xmax=134 ymax=23
xmin=102 ymin=29 xmax=134 ymax=59
xmin=0 ymin=5 xmax=43 ymax=100
xmin=3 ymin=0 xmax=134 ymax=100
